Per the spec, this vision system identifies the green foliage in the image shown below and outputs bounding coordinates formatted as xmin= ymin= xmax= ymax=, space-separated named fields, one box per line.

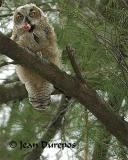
xmin=0 ymin=99 xmax=57 ymax=160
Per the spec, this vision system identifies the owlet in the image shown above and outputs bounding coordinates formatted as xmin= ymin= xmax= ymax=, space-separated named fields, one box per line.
xmin=11 ymin=4 xmax=60 ymax=110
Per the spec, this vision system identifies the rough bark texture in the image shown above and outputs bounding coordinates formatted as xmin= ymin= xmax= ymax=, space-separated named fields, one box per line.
xmin=0 ymin=32 xmax=128 ymax=147
xmin=0 ymin=82 xmax=27 ymax=104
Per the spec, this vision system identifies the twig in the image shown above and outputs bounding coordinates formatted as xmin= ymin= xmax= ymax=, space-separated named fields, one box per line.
xmin=96 ymin=34 xmax=128 ymax=73
xmin=96 ymin=34 xmax=128 ymax=88
xmin=0 ymin=13 xmax=13 ymax=18
xmin=4 ymin=1 xmax=13 ymax=11
xmin=0 ymin=60 xmax=16 ymax=68
xmin=24 ymin=95 xmax=69 ymax=160
xmin=65 ymin=46 xmax=86 ymax=83
xmin=121 ymin=0 xmax=128 ymax=7
xmin=0 ymin=0 xmax=3 ymax=7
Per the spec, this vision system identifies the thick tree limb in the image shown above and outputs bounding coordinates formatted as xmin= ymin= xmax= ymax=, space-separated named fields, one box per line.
xmin=0 ymin=32 xmax=128 ymax=147
xmin=24 ymin=95 xmax=69 ymax=160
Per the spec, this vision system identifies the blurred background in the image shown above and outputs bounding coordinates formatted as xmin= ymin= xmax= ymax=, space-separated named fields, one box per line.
xmin=0 ymin=0 xmax=128 ymax=159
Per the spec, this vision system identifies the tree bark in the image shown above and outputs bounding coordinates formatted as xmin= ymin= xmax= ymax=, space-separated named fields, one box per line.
xmin=0 ymin=32 xmax=128 ymax=147
xmin=0 ymin=82 xmax=27 ymax=104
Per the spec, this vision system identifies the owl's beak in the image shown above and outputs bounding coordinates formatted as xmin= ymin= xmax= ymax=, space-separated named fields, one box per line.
xmin=21 ymin=16 xmax=35 ymax=32
xmin=22 ymin=22 xmax=31 ymax=31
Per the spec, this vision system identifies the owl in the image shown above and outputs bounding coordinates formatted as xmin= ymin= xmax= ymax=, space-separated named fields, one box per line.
xmin=11 ymin=4 xmax=60 ymax=110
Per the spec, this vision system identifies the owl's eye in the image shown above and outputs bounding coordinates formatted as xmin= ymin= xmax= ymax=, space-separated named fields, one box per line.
xmin=29 ymin=10 xmax=36 ymax=17
xmin=16 ymin=13 xmax=23 ymax=22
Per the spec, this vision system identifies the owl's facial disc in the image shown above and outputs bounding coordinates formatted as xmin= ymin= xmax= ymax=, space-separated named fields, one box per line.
xmin=14 ymin=5 xmax=42 ymax=32
xmin=21 ymin=16 xmax=35 ymax=32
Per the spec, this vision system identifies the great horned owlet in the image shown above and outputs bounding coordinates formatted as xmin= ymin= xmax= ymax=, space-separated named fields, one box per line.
xmin=11 ymin=4 xmax=60 ymax=110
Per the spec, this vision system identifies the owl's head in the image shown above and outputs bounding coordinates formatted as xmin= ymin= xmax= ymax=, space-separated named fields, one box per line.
xmin=13 ymin=4 xmax=45 ymax=32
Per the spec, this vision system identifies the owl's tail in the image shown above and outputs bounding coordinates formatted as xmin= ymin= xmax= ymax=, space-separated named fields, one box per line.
xmin=25 ymin=80 xmax=53 ymax=110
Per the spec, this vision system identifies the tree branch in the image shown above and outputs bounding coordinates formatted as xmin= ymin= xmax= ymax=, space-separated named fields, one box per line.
xmin=0 ymin=82 xmax=27 ymax=104
xmin=0 ymin=0 xmax=3 ymax=7
xmin=0 ymin=59 xmax=16 ymax=68
xmin=121 ymin=0 xmax=128 ymax=7
xmin=0 ymin=32 xmax=128 ymax=147
xmin=0 ymin=13 xmax=12 ymax=18
xmin=65 ymin=46 xmax=86 ymax=83
xmin=24 ymin=95 xmax=69 ymax=160
xmin=0 ymin=81 xmax=62 ymax=105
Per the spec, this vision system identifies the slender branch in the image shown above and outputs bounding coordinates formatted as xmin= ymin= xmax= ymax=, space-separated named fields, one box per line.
xmin=65 ymin=46 xmax=86 ymax=83
xmin=0 ymin=60 xmax=16 ymax=68
xmin=96 ymin=34 xmax=128 ymax=88
xmin=0 ymin=32 xmax=128 ymax=147
xmin=0 ymin=0 xmax=3 ymax=7
xmin=4 ymin=1 xmax=13 ymax=11
xmin=96 ymin=34 xmax=128 ymax=73
xmin=24 ymin=95 xmax=69 ymax=160
xmin=0 ymin=13 xmax=12 ymax=18
xmin=0 ymin=60 xmax=8 ymax=67
xmin=41 ymin=8 xmax=60 ymax=12
xmin=3 ymin=73 xmax=19 ymax=84
xmin=121 ymin=0 xmax=128 ymax=7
